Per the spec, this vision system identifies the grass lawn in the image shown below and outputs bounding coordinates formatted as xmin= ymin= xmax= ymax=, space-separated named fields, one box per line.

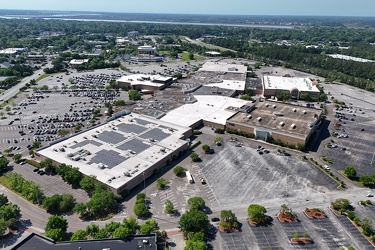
xmin=158 ymin=50 xmax=170 ymax=55
xmin=0 ymin=175 xmax=10 ymax=188
xmin=35 ymin=73 xmax=53 ymax=82
xmin=0 ymin=98 xmax=13 ymax=108
xmin=181 ymin=52 xmax=204 ymax=61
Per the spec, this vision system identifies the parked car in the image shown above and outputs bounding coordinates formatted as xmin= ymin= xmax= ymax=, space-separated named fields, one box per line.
xmin=211 ymin=217 xmax=220 ymax=222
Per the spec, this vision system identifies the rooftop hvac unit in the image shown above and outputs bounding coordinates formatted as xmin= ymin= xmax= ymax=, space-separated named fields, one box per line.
xmin=291 ymin=124 xmax=296 ymax=129
xmin=257 ymin=117 xmax=262 ymax=121
xmin=302 ymin=110 xmax=306 ymax=114
xmin=293 ymin=108 xmax=297 ymax=112
xmin=279 ymin=122 xmax=285 ymax=126
xmin=265 ymin=103 xmax=269 ymax=107
xmin=247 ymin=115 xmax=252 ymax=119
xmin=273 ymin=105 xmax=276 ymax=108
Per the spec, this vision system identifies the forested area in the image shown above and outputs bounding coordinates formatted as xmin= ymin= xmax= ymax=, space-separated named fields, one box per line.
xmin=1 ymin=19 xmax=375 ymax=91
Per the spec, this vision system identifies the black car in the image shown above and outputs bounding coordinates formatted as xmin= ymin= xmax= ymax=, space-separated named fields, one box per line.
xmin=33 ymin=168 xmax=39 ymax=172
xmin=211 ymin=217 xmax=220 ymax=222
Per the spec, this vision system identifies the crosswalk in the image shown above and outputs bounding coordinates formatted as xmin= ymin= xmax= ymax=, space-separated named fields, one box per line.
xmin=190 ymin=163 xmax=220 ymax=207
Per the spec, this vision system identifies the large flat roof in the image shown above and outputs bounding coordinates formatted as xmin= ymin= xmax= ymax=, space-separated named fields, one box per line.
xmin=263 ymin=76 xmax=320 ymax=93
xmin=117 ymin=74 xmax=171 ymax=88
xmin=160 ymin=95 xmax=250 ymax=127
xmin=37 ymin=114 xmax=190 ymax=191
xmin=205 ymin=79 xmax=246 ymax=91
xmin=199 ymin=62 xmax=247 ymax=74
xmin=228 ymin=102 xmax=322 ymax=138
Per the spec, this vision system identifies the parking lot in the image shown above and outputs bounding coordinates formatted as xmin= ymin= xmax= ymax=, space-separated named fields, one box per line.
xmin=214 ymin=208 xmax=370 ymax=250
xmin=321 ymin=104 xmax=375 ymax=176
xmin=197 ymin=141 xmax=337 ymax=207
xmin=12 ymin=162 xmax=89 ymax=203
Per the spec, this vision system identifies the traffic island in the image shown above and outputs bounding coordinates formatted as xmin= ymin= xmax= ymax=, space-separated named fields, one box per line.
xmin=304 ymin=208 xmax=326 ymax=219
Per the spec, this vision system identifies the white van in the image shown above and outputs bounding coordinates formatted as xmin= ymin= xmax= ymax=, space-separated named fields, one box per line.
xmin=323 ymin=165 xmax=330 ymax=170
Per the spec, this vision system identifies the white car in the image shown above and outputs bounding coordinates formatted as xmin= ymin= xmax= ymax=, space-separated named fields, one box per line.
xmin=367 ymin=193 xmax=373 ymax=197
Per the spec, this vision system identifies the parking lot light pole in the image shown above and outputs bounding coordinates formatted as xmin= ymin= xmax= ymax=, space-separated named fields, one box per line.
xmin=371 ymin=152 xmax=375 ymax=165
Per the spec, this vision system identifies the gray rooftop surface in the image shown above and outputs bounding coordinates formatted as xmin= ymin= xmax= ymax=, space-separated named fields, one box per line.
xmin=134 ymin=118 xmax=156 ymax=126
xmin=139 ymin=128 xmax=169 ymax=141
xmin=117 ymin=138 xmax=151 ymax=153
xmin=97 ymin=131 xmax=125 ymax=144
xmin=70 ymin=139 xmax=102 ymax=149
xmin=117 ymin=123 xmax=147 ymax=134
xmin=89 ymin=149 xmax=127 ymax=169
xmin=12 ymin=233 xmax=157 ymax=250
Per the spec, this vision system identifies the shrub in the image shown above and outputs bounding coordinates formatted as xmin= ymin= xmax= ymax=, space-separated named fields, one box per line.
xmin=347 ymin=211 xmax=355 ymax=220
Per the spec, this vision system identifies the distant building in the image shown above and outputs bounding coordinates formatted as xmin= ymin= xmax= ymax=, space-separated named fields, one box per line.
xmin=138 ymin=46 xmax=156 ymax=55
xmin=199 ymin=61 xmax=247 ymax=74
xmin=127 ymin=31 xmax=139 ymax=37
xmin=226 ymin=101 xmax=322 ymax=146
xmin=117 ymin=74 xmax=173 ymax=93
xmin=0 ymin=48 xmax=27 ymax=55
xmin=262 ymin=76 xmax=320 ymax=100
xmin=205 ymin=51 xmax=221 ymax=56
xmin=69 ymin=59 xmax=89 ymax=68
xmin=12 ymin=232 xmax=157 ymax=250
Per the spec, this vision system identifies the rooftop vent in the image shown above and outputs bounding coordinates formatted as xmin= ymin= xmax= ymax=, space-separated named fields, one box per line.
xmin=247 ymin=115 xmax=252 ymax=119
xmin=302 ymin=110 xmax=306 ymax=114
xmin=265 ymin=103 xmax=269 ymax=107
xmin=273 ymin=105 xmax=276 ymax=108
xmin=293 ymin=108 xmax=297 ymax=112
xmin=257 ymin=117 xmax=262 ymax=121
xmin=279 ymin=122 xmax=285 ymax=127
xmin=291 ymin=124 xmax=296 ymax=129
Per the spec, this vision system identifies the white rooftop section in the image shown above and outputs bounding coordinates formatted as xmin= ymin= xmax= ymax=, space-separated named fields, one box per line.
xmin=117 ymin=74 xmax=171 ymax=88
xmin=328 ymin=54 xmax=375 ymax=63
xmin=138 ymin=45 xmax=156 ymax=51
xmin=161 ymin=95 xmax=250 ymax=127
xmin=37 ymin=114 xmax=191 ymax=191
xmin=264 ymin=76 xmax=320 ymax=93
xmin=199 ymin=62 xmax=247 ymax=74
xmin=206 ymin=51 xmax=221 ymax=56
xmin=0 ymin=48 xmax=26 ymax=54
xmin=69 ymin=59 xmax=89 ymax=65
xmin=205 ymin=79 xmax=246 ymax=91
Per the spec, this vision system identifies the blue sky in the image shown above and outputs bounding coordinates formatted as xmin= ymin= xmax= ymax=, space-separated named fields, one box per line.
xmin=1 ymin=0 xmax=375 ymax=16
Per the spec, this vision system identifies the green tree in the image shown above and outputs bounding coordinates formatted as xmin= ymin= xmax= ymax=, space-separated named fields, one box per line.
xmin=70 ymin=229 xmax=87 ymax=241
xmin=46 ymin=228 xmax=65 ymax=241
xmin=113 ymin=226 xmax=131 ymax=239
xmin=12 ymin=154 xmax=22 ymax=163
xmin=202 ymin=144 xmax=210 ymax=152
xmin=331 ymin=198 xmax=351 ymax=211
xmin=178 ymin=210 xmax=209 ymax=236
xmin=134 ymin=202 xmax=148 ymax=218
xmin=156 ymin=178 xmax=169 ymax=190
xmin=188 ymin=53 xmax=194 ymax=60
xmin=220 ymin=210 xmax=238 ymax=228
xmin=0 ymin=157 xmax=9 ymax=172
xmin=248 ymin=204 xmax=267 ymax=224
xmin=188 ymin=197 xmax=206 ymax=211
xmin=361 ymin=218 xmax=373 ymax=236
xmin=190 ymin=152 xmax=200 ymax=162
xmin=45 ymin=215 xmax=68 ymax=232
xmin=139 ymin=219 xmax=159 ymax=234
xmin=344 ymin=166 xmax=357 ymax=178
xmin=32 ymin=141 xmax=41 ymax=148
xmin=184 ymin=240 xmax=208 ymax=250
xmin=164 ymin=200 xmax=175 ymax=214
xmin=57 ymin=129 xmax=70 ymax=137
xmin=113 ymin=100 xmax=125 ymax=106
xmin=73 ymin=202 xmax=88 ymax=217
xmin=122 ymin=217 xmax=139 ymax=234
xmin=128 ymin=90 xmax=141 ymax=101
xmin=79 ymin=176 xmax=97 ymax=195
xmin=39 ymin=158 xmax=53 ymax=172
xmin=173 ymin=166 xmax=186 ymax=177
xmin=86 ymin=223 xmax=100 ymax=239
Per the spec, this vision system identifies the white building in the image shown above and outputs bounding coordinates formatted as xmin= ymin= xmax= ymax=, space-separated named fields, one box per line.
xmin=199 ymin=61 xmax=247 ymax=74
xmin=262 ymin=76 xmax=320 ymax=100
xmin=161 ymin=95 xmax=250 ymax=129
xmin=36 ymin=114 xmax=192 ymax=194
xmin=138 ymin=46 xmax=156 ymax=55
xmin=117 ymin=74 xmax=173 ymax=93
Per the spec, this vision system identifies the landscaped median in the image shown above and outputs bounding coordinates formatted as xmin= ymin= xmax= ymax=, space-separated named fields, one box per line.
xmin=307 ymin=157 xmax=346 ymax=189
xmin=303 ymin=208 xmax=326 ymax=219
